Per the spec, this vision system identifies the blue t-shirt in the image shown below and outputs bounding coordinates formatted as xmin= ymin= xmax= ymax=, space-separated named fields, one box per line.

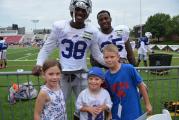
xmin=105 ymin=64 xmax=143 ymax=120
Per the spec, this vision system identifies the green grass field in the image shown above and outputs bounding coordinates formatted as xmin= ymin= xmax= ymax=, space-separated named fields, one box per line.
xmin=0 ymin=46 xmax=179 ymax=120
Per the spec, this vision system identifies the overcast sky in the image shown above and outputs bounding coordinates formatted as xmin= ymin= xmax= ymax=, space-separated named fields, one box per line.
xmin=0 ymin=0 xmax=179 ymax=32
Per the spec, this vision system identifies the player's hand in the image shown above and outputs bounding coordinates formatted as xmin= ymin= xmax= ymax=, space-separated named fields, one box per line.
xmin=146 ymin=103 xmax=152 ymax=115
xmin=32 ymin=65 xmax=42 ymax=76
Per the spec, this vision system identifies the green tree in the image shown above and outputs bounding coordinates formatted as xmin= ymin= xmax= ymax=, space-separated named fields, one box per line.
xmin=144 ymin=13 xmax=171 ymax=41
xmin=171 ymin=15 xmax=179 ymax=35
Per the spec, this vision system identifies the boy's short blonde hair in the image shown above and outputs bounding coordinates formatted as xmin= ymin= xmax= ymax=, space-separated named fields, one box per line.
xmin=102 ymin=44 xmax=119 ymax=54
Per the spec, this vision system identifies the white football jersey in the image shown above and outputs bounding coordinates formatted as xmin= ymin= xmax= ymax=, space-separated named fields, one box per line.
xmin=98 ymin=25 xmax=129 ymax=58
xmin=37 ymin=20 xmax=105 ymax=71
xmin=76 ymin=88 xmax=112 ymax=120
xmin=138 ymin=37 xmax=151 ymax=55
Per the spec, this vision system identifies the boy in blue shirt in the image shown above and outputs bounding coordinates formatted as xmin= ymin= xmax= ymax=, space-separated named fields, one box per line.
xmin=102 ymin=44 xmax=152 ymax=120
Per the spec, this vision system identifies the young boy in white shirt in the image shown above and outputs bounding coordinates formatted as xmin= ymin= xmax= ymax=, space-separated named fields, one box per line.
xmin=76 ymin=67 xmax=112 ymax=120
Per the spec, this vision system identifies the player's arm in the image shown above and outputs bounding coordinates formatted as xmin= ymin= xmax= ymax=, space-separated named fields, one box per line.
xmin=147 ymin=45 xmax=152 ymax=53
xmin=91 ymin=44 xmax=106 ymax=66
xmin=138 ymin=82 xmax=152 ymax=114
xmin=33 ymin=38 xmax=55 ymax=75
xmin=90 ymin=28 xmax=107 ymax=66
xmin=90 ymin=32 xmax=106 ymax=66
xmin=34 ymin=91 xmax=49 ymax=120
xmin=36 ymin=23 xmax=60 ymax=66
xmin=33 ymin=24 xmax=59 ymax=76
xmin=125 ymin=39 xmax=136 ymax=66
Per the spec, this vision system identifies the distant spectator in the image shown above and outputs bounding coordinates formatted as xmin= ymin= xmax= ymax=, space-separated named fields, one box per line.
xmin=0 ymin=36 xmax=8 ymax=68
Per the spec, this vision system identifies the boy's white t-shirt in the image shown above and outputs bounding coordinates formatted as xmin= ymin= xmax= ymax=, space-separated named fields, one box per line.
xmin=76 ymin=88 xmax=112 ymax=120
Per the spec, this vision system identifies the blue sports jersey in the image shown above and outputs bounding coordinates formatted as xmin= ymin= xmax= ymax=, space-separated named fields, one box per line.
xmin=105 ymin=64 xmax=143 ymax=120
xmin=0 ymin=40 xmax=8 ymax=51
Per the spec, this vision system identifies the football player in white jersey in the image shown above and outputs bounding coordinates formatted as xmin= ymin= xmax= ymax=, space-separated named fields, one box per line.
xmin=90 ymin=10 xmax=136 ymax=68
xmin=0 ymin=36 xmax=8 ymax=68
xmin=32 ymin=0 xmax=105 ymax=112
xmin=137 ymin=32 xmax=152 ymax=67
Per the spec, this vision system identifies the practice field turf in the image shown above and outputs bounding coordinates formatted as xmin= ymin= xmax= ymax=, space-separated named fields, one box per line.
xmin=0 ymin=46 xmax=179 ymax=120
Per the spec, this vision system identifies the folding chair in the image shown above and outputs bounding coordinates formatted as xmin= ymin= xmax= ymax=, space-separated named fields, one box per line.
xmin=146 ymin=109 xmax=172 ymax=120
xmin=162 ymin=109 xmax=172 ymax=120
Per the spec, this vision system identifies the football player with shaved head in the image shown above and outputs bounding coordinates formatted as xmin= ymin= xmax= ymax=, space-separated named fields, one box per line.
xmin=90 ymin=10 xmax=136 ymax=68
xmin=32 ymin=1 xmax=105 ymax=119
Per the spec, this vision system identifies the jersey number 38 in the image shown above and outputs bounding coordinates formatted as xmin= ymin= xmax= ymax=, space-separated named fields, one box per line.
xmin=61 ymin=39 xmax=87 ymax=59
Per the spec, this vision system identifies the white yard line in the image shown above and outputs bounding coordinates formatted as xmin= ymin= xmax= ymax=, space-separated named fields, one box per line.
xmin=7 ymin=49 xmax=33 ymax=55
xmin=7 ymin=60 xmax=37 ymax=61
xmin=15 ymin=53 xmax=38 ymax=60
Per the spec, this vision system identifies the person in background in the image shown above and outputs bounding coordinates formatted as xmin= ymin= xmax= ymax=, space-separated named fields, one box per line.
xmin=0 ymin=36 xmax=8 ymax=68
xmin=34 ymin=59 xmax=67 ymax=120
xmin=103 ymin=44 xmax=152 ymax=120
xmin=76 ymin=67 xmax=112 ymax=120
xmin=90 ymin=10 xmax=136 ymax=68
xmin=136 ymin=32 xmax=153 ymax=67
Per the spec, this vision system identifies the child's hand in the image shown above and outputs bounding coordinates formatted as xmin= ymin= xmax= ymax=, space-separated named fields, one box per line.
xmin=146 ymin=103 xmax=152 ymax=115
xmin=89 ymin=105 xmax=107 ymax=116
xmin=87 ymin=106 xmax=100 ymax=116
xmin=96 ymin=104 xmax=107 ymax=114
